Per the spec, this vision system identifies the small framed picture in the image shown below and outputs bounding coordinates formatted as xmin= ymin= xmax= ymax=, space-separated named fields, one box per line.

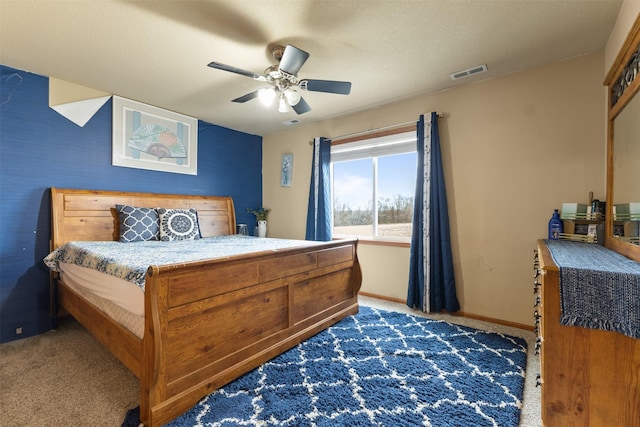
xmin=574 ymin=224 xmax=590 ymax=235
xmin=281 ymin=153 xmax=293 ymax=187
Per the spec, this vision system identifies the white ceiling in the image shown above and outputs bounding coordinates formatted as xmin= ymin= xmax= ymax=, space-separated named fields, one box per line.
xmin=0 ymin=0 xmax=623 ymax=136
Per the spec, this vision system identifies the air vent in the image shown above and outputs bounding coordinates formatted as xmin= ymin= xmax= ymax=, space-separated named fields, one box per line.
xmin=282 ymin=119 xmax=301 ymax=126
xmin=450 ymin=64 xmax=488 ymax=80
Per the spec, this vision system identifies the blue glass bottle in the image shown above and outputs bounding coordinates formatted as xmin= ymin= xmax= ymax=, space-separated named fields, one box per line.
xmin=548 ymin=209 xmax=563 ymax=240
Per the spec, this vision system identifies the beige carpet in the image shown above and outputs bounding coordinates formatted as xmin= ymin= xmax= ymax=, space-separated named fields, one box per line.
xmin=0 ymin=316 xmax=138 ymax=426
xmin=0 ymin=296 xmax=540 ymax=426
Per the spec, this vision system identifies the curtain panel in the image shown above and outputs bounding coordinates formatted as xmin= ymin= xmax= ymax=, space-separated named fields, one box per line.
xmin=407 ymin=113 xmax=459 ymax=313
xmin=305 ymin=137 xmax=332 ymax=241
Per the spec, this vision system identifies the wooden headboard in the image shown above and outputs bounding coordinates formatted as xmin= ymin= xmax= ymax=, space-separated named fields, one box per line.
xmin=50 ymin=187 xmax=236 ymax=249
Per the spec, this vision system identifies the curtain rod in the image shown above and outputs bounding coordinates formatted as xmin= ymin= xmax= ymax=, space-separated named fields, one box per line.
xmin=309 ymin=113 xmax=445 ymax=145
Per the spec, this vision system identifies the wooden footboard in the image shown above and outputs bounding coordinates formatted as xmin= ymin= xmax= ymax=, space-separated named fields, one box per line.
xmin=141 ymin=239 xmax=361 ymax=426
xmin=49 ymin=188 xmax=361 ymax=427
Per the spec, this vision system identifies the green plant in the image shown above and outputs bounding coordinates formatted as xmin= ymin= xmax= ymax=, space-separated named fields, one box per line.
xmin=247 ymin=207 xmax=270 ymax=221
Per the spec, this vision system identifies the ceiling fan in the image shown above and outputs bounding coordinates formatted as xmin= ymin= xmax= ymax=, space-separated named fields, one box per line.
xmin=207 ymin=44 xmax=352 ymax=115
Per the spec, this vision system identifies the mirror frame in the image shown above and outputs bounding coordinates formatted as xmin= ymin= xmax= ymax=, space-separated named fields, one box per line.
xmin=604 ymin=14 xmax=640 ymax=262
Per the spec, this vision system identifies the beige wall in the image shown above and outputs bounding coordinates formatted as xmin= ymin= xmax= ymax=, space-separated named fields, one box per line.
xmin=49 ymin=78 xmax=110 ymax=105
xmin=263 ymin=52 xmax=606 ymax=326
xmin=604 ymin=1 xmax=640 ymax=74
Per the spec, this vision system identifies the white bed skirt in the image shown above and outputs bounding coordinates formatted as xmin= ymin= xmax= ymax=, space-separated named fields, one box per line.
xmin=60 ymin=263 xmax=145 ymax=338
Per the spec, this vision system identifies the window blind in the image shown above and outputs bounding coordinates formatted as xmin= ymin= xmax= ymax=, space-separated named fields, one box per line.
xmin=330 ymin=131 xmax=416 ymax=163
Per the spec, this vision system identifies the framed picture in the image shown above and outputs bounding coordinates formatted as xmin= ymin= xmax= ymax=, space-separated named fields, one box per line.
xmin=112 ymin=96 xmax=198 ymax=175
xmin=281 ymin=153 xmax=293 ymax=187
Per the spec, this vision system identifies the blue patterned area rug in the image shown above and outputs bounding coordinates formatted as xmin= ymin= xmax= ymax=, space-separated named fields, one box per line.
xmin=123 ymin=306 xmax=527 ymax=427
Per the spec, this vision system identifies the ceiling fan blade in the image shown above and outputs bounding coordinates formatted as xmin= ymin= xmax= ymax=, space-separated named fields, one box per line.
xmin=279 ymin=45 xmax=309 ymax=75
xmin=232 ymin=91 xmax=259 ymax=103
xmin=292 ymin=97 xmax=311 ymax=115
xmin=299 ymin=79 xmax=351 ymax=95
xmin=207 ymin=62 xmax=267 ymax=81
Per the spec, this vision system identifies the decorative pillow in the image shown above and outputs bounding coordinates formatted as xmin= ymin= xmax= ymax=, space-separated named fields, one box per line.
xmin=116 ymin=205 xmax=160 ymax=242
xmin=157 ymin=208 xmax=201 ymax=241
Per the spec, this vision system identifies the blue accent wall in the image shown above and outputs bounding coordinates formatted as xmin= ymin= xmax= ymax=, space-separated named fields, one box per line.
xmin=0 ymin=65 xmax=263 ymax=343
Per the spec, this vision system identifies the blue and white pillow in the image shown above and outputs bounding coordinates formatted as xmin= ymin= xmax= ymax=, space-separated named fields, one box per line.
xmin=116 ymin=205 xmax=160 ymax=242
xmin=157 ymin=208 xmax=201 ymax=241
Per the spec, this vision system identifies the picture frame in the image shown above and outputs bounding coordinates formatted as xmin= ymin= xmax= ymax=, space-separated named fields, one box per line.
xmin=281 ymin=153 xmax=293 ymax=187
xmin=112 ymin=96 xmax=198 ymax=175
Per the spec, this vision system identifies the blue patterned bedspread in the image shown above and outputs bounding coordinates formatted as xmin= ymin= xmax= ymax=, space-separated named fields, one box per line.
xmin=545 ymin=240 xmax=640 ymax=339
xmin=44 ymin=235 xmax=320 ymax=291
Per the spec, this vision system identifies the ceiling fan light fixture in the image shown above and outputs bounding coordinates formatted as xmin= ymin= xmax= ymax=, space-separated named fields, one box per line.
xmin=284 ymin=89 xmax=301 ymax=106
xmin=278 ymin=95 xmax=290 ymax=113
xmin=258 ymin=88 xmax=276 ymax=106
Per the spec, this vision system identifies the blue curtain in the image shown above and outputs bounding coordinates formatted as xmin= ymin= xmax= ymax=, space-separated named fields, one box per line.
xmin=305 ymin=137 xmax=332 ymax=241
xmin=407 ymin=113 xmax=459 ymax=313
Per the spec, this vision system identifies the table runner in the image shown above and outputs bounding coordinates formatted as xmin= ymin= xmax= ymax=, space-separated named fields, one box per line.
xmin=545 ymin=240 xmax=640 ymax=339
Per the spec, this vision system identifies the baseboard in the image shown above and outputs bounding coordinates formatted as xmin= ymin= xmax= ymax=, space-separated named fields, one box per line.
xmin=359 ymin=291 xmax=405 ymax=304
xmin=458 ymin=311 xmax=534 ymax=332
xmin=359 ymin=291 xmax=534 ymax=332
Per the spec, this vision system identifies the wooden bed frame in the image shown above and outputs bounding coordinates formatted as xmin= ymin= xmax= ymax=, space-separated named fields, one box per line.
xmin=49 ymin=187 xmax=361 ymax=426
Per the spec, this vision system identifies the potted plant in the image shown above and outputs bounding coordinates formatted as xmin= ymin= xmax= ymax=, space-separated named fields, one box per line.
xmin=247 ymin=207 xmax=270 ymax=237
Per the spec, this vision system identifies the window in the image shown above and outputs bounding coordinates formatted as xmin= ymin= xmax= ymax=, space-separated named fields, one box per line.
xmin=331 ymin=130 xmax=417 ymax=242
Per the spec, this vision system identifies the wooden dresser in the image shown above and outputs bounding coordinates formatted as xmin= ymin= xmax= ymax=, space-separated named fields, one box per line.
xmin=535 ymin=240 xmax=640 ymax=426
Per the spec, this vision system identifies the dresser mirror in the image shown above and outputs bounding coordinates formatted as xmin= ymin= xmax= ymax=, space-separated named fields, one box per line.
xmin=613 ymin=91 xmax=640 ymax=243
xmin=605 ymin=15 xmax=640 ymax=261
